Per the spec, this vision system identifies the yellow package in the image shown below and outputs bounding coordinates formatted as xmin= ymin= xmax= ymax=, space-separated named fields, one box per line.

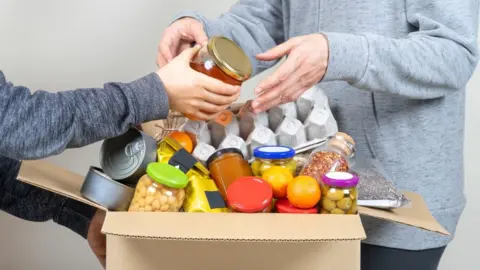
xmin=157 ymin=137 xmax=228 ymax=212
xmin=183 ymin=170 xmax=229 ymax=213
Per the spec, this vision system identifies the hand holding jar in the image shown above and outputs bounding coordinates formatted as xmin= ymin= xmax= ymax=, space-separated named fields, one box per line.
xmin=156 ymin=46 xmax=241 ymax=121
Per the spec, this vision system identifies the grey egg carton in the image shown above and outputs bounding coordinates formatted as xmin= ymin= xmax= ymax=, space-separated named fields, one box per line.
xmin=180 ymin=85 xmax=338 ymax=164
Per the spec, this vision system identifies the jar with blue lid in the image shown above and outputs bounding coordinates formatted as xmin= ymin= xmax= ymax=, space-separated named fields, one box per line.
xmin=251 ymin=146 xmax=297 ymax=176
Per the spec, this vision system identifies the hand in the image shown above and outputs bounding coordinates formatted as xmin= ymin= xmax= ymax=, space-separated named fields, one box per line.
xmin=251 ymin=34 xmax=329 ymax=113
xmin=87 ymin=210 xmax=107 ymax=269
xmin=157 ymin=17 xmax=208 ymax=67
xmin=156 ymin=46 xmax=241 ymax=121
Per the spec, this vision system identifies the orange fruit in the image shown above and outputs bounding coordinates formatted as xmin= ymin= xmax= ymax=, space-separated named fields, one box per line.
xmin=261 ymin=166 xmax=294 ymax=199
xmin=287 ymin=176 xmax=321 ymax=209
xmin=168 ymin=131 xmax=194 ymax=153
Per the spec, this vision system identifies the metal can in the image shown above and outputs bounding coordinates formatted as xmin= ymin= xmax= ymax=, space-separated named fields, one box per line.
xmin=100 ymin=128 xmax=157 ymax=185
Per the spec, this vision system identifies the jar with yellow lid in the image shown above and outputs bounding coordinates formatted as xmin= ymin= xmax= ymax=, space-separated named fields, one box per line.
xmin=128 ymin=162 xmax=188 ymax=212
xmin=251 ymin=146 xmax=297 ymax=176
xmin=190 ymin=36 xmax=252 ymax=85
xmin=300 ymin=132 xmax=356 ymax=184
xmin=186 ymin=36 xmax=252 ymax=120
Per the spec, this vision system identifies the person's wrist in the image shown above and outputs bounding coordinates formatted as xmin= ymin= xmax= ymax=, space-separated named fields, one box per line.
xmin=155 ymin=69 xmax=174 ymax=110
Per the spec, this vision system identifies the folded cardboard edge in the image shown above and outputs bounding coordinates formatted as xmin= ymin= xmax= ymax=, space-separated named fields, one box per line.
xmin=358 ymin=192 xmax=450 ymax=236
xmin=101 ymin=212 xmax=367 ymax=242
xmin=17 ymin=160 xmax=449 ymax=239
xmin=17 ymin=160 xmax=107 ymax=211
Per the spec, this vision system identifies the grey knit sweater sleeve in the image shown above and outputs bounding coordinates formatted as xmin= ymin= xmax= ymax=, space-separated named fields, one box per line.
xmin=0 ymin=70 xmax=170 ymax=238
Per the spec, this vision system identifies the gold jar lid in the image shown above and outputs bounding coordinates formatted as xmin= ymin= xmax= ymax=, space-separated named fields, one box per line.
xmin=207 ymin=36 xmax=253 ymax=82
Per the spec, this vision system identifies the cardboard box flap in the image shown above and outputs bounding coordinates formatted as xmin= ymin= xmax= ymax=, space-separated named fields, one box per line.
xmin=17 ymin=160 xmax=107 ymax=211
xmin=358 ymin=191 xmax=450 ymax=235
xmin=102 ymin=212 xmax=367 ymax=242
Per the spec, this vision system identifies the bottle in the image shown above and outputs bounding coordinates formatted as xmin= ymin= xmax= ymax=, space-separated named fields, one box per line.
xmin=300 ymin=132 xmax=355 ymax=184
xmin=320 ymin=172 xmax=359 ymax=215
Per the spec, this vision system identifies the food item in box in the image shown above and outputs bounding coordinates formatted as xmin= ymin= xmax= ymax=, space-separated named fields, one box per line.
xmin=276 ymin=117 xmax=307 ymax=148
xmin=81 ymin=167 xmax=135 ymax=211
xmin=275 ymin=199 xmax=318 ymax=214
xmin=128 ymin=163 xmax=188 ymax=212
xmin=353 ymin=161 xmax=410 ymax=209
xmin=192 ymin=142 xmax=216 ymax=165
xmin=207 ymin=148 xmax=253 ymax=199
xmin=226 ymin=176 xmax=273 ymax=213
xmin=218 ymin=134 xmax=248 ymax=159
xmin=261 ymin=166 xmax=294 ymax=199
xmin=268 ymin=102 xmax=298 ymax=132
xmin=182 ymin=120 xmax=211 ymax=145
xmin=304 ymin=107 xmax=338 ymax=141
xmin=287 ymin=176 xmax=321 ymax=209
xmin=246 ymin=126 xmax=277 ymax=157
xmin=251 ymin=146 xmax=297 ymax=176
xmin=157 ymin=136 xmax=182 ymax=163
xmin=295 ymin=85 xmax=329 ymax=123
xmin=183 ymin=170 xmax=229 ymax=213
xmin=168 ymin=131 xmax=194 ymax=153
xmin=100 ymin=128 xmax=157 ymax=185
xmin=319 ymin=172 xmax=359 ymax=215
xmin=301 ymin=132 xmax=355 ymax=184
xmin=209 ymin=111 xmax=240 ymax=147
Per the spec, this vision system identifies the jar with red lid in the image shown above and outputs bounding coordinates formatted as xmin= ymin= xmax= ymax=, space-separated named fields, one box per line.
xmin=275 ymin=199 xmax=318 ymax=214
xmin=226 ymin=176 xmax=273 ymax=213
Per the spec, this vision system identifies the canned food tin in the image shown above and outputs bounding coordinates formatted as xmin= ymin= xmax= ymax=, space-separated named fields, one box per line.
xmin=80 ymin=167 xmax=135 ymax=211
xmin=100 ymin=128 xmax=157 ymax=185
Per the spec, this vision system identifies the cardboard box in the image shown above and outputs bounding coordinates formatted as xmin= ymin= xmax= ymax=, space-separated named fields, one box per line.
xmin=17 ymin=160 xmax=449 ymax=270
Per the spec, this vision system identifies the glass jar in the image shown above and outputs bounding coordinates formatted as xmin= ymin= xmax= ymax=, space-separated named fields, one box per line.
xmin=190 ymin=36 xmax=252 ymax=86
xmin=251 ymin=146 xmax=297 ymax=176
xmin=207 ymin=148 xmax=253 ymax=199
xmin=301 ymin=132 xmax=356 ymax=184
xmin=128 ymin=162 xmax=188 ymax=212
xmin=320 ymin=172 xmax=359 ymax=215
xmin=187 ymin=36 xmax=252 ymax=120
xmin=226 ymin=176 xmax=273 ymax=213
xmin=275 ymin=199 xmax=318 ymax=214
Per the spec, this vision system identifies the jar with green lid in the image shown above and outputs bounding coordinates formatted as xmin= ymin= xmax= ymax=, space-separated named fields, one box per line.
xmin=128 ymin=162 xmax=188 ymax=212
xmin=251 ymin=146 xmax=297 ymax=176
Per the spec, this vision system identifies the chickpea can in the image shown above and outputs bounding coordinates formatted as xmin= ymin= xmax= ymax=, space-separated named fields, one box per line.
xmin=320 ymin=172 xmax=359 ymax=215
xmin=128 ymin=163 xmax=188 ymax=212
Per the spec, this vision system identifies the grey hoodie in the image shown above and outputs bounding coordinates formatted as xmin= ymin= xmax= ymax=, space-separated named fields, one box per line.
xmin=175 ymin=0 xmax=479 ymax=249
xmin=0 ymin=70 xmax=169 ymax=237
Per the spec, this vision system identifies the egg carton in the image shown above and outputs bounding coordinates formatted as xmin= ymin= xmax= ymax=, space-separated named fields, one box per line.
xmin=180 ymin=85 xmax=338 ymax=164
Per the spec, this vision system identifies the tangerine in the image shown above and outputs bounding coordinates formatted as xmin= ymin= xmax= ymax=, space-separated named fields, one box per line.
xmin=287 ymin=176 xmax=321 ymax=209
xmin=168 ymin=131 xmax=194 ymax=153
xmin=262 ymin=166 xmax=294 ymax=199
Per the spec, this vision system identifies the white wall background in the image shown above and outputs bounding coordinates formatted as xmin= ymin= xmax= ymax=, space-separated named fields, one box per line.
xmin=0 ymin=1 xmax=478 ymax=269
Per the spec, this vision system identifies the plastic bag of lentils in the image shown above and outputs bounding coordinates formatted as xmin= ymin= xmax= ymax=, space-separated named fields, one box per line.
xmin=352 ymin=158 xmax=410 ymax=209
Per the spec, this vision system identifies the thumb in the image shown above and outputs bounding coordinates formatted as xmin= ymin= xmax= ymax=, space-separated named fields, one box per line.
xmin=177 ymin=45 xmax=201 ymax=62
xmin=256 ymin=39 xmax=296 ymax=61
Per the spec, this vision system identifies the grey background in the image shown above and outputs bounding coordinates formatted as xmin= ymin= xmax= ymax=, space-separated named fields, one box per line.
xmin=0 ymin=0 xmax=478 ymax=269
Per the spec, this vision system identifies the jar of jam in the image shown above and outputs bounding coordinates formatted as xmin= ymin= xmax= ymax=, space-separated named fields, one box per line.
xmin=186 ymin=36 xmax=252 ymax=120
xmin=206 ymin=148 xmax=253 ymax=199
xmin=190 ymin=36 xmax=252 ymax=86
xmin=128 ymin=163 xmax=188 ymax=212
xmin=275 ymin=199 xmax=318 ymax=214
xmin=320 ymin=172 xmax=359 ymax=215
xmin=251 ymin=146 xmax=297 ymax=176
xmin=301 ymin=132 xmax=356 ymax=184
xmin=226 ymin=176 xmax=273 ymax=213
